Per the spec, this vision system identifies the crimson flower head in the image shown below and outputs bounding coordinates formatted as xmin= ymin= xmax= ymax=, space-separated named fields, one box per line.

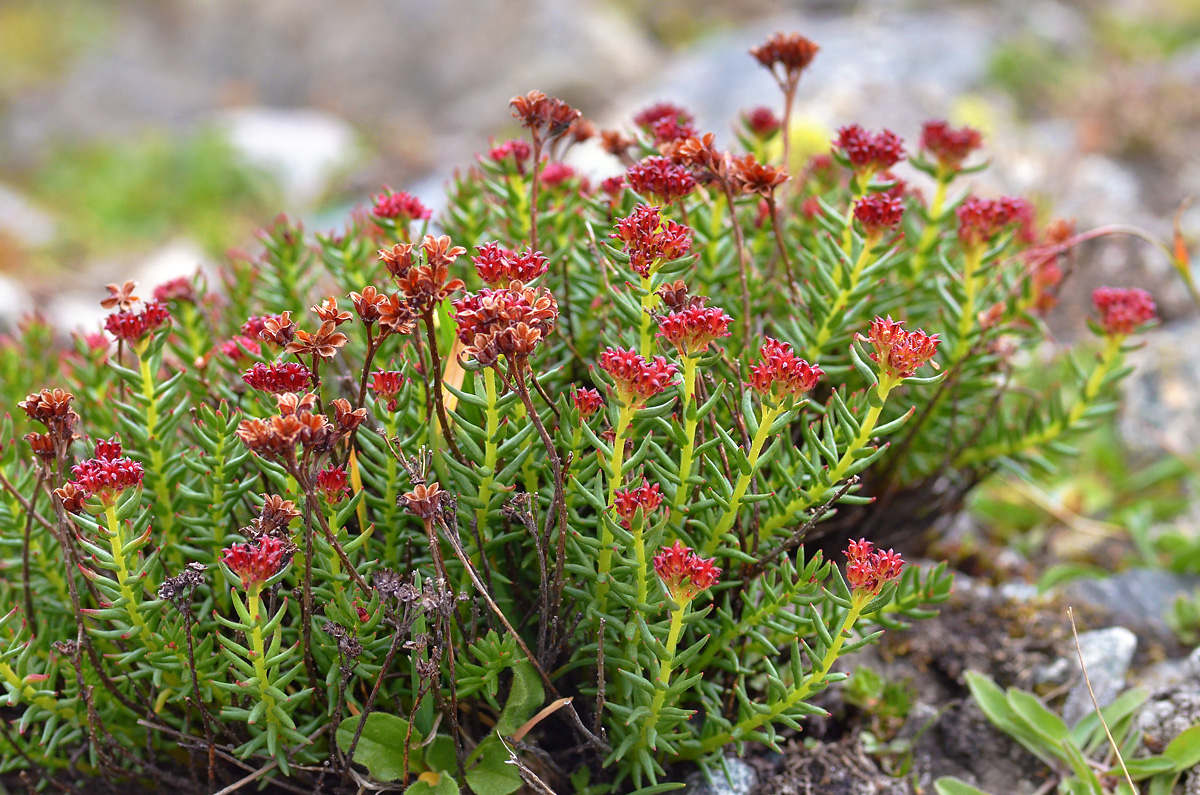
xmin=845 ymin=538 xmax=904 ymax=597
xmin=315 ymin=466 xmax=350 ymax=504
xmin=920 ymin=120 xmax=984 ymax=172
xmin=612 ymin=478 xmax=664 ymax=527
xmin=222 ymin=535 xmax=288 ymax=591
xmin=750 ymin=32 xmax=820 ymax=82
xmin=1092 ymin=287 xmax=1156 ymax=336
xmin=369 ymin=370 xmax=405 ymax=411
xmin=540 ymin=162 xmax=579 ymax=188
xmin=834 ymin=125 xmax=905 ymax=177
xmin=599 ymin=347 xmax=679 ymax=408
xmin=865 ymin=316 xmax=940 ymax=380
xmin=626 ymin=156 xmax=697 ymax=204
xmin=653 ymin=540 xmax=721 ymax=603
xmin=613 ymin=204 xmax=693 ymax=278
xmin=105 ymin=301 xmax=171 ymax=344
xmin=510 ymin=90 xmax=581 ymax=141
xmin=242 ymin=362 xmax=314 ymax=394
xmin=634 ymin=102 xmax=695 ymax=133
xmin=153 ymin=277 xmax=197 ymax=304
xmin=472 ymin=242 xmax=550 ymax=286
xmin=94 ymin=437 xmax=123 ymax=461
xmin=71 ymin=455 xmax=144 ymax=507
xmin=488 ymin=139 xmax=532 ymax=170
xmin=573 ymin=387 xmax=605 ymax=420
xmin=221 ymin=335 xmax=261 ymax=363
xmin=748 ymin=337 xmax=823 ymax=402
xmin=853 ymin=194 xmax=905 ymax=240
xmin=657 ymin=305 xmax=733 ymax=356
xmin=371 ymin=187 xmax=432 ymax=223
xmin=743 ymin=106 xmax=781 ymax=138
xmin=956 ymin=196 xmax=1031 ymax=249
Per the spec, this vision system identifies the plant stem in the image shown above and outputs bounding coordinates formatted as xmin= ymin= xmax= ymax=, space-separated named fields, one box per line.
xmin=475 ymin=367 xmax=501 ymax=538
xmin=104 ymin=504 xmax=151 ymax=640
xmin=804 ymin=243 xmax=873 ymax=363
xmin=597 ymin=404 xmax=637 ymax=610
xmin=909 ymin=171 xmax=950 ymax=279
xmin=421 ymin=308 xmax=465 ymax=464
xmin=639 ymin=275 xmax=659 ymax=358
xmin=702 ymin=404 xmax=782 ymax=556
xmin=669 ymin=357 xmax=700 ymax=525
xmin=639 ymin=602 xmax=687 ymax=751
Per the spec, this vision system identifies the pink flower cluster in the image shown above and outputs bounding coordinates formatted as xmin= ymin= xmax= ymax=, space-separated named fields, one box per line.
xmin=845 ymin=538 xmax=904 ymax=596
xmin=835 ymin=125 xmax=905 ymax=175
xmin=865 ymin=316 xmax=940 ymax=380
xmin=369 ymin=370 xmax=405 ymax=411
xmin=471 ymin=242 xmax=550 ymax=285
xmin=222 ymin=535 xmax=288 ymax=591
xmin=853 ymin=194 xmax=905 ymax=238
xmin=315 ymin=466 xmax=349 ymax=504
xmin=657 ymin=305 xmax=733 ymax=356
xmin=612 ymin=478 xmax=664 ymax=527
xmin=70 ymin=446 xmax=145 ymax=507
xmin=955 ymin=196 xmax=1032 ymax=249
xmin=1092 ymin=287 xmax=1156 ymax=336
xmin=748 ymin=337 xmax=823 ymax=401
xmin=573 ymin=387 xmax=605 ymax=419
xmin=371 ymin=188 xmax=432 ymax=223
xmin=104 ymin=301 xmax=171 ymax=344
xmin=242 ymin=362 xmax=314 ymax=394
xmin=920 ymin=121 xmax=984 ymax=171
xmin=599 ymin=346 xmax=679 ymax=407
xmin=613 ymin=204 xmax=693 ymax=278
xmin=653 ymin=540 xmax=721 ymax=603
xmin=626 ymin=157 xmax=697 ymax=204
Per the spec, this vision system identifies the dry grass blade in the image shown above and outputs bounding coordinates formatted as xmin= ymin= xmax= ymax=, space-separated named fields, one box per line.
xmin=1066 ymin=606 xmax=1135 ymax=793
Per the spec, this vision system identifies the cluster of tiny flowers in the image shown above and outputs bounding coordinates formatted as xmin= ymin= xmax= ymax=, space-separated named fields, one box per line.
xmin=1092 ymin=287 xmax=1156 ymax=336
xmin=853 ymin=194 xmax=905 ymax=238
xmin=633 ymin=102 xmax=697 ymax=145
xmin=104 ymin=300 xmax=171 ymax=344
xmin=152 ymin=277 xmax=197 ymax=304
xmin=865 ymin=316 xmax=941 ymax=380
xmin=920 ymin=120 xmax=984 ymax=171
xmin=70 ymin=453 xmax=144 ymax=507
xmin=387 ymin=235 xmax=468 ymax=309
xmin=835 ymin=125 xmax=905 ymax=175
xmin=452 ymin=282 xmax=558 ymax=367
xmin=613 ymin=204 xmax=693 ymax=277
xmin=369 ymin=370 xmax=405 ymax=411
xmin=845 ymin=538 xmax=904 ymax=596
xmin=626 ymin=156 xmax=697 ymax=204
xmin=222 ymin=535 xmax=288 ymax=591
xmin=221 ymin=335 xmax=261 ymax=362
xmin=730 ymin=154 xmax=789 ymax=197
xmin=612 ymin=478 xmax=664 ymax=527
xmin=743 ymin=106 xmax=781 ymax=138
xmin=956 ymin=196 xmax=1031 ymax=249
xmin=242 ymin=362 xmax=314 ymax=394
xmin=315 ymin=466 xmax=350 ymax=504
xmin=510 ymin=90 xmax=581 ymax=140
xmin=236 ymin=392 xmax=364 ymax=459
xmin=539 ymin=162 xmax=582 ymax=188
xmin=371 ymin=187 xmax=432 ymax=223
xmin=573 ymin=387 xmax=605 ymax=419
xmin=488 ymin=139 xmax=532 ymax=169
xmin=748 ymin=337 xmax=823 ymax=401
xmin=749 ymin=31 xmax=820 ymax=78
xmin=599 ymin=347 xmax=679 ymax=407
xmin=653 ymin=540 xmax=721 ymax=603
xmin=471 ymin=242 xmax=550 ymax=285
xmin=657 ymin=305 xmax=733 ymax=356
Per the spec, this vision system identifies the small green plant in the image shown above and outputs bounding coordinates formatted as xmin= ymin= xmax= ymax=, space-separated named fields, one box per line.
xmin=938 ymin=671 xmax=1200 ymax=795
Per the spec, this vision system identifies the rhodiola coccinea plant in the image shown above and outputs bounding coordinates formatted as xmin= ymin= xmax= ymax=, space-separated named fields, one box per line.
xmin=0 ymin=29 xmax=1171 ymax=795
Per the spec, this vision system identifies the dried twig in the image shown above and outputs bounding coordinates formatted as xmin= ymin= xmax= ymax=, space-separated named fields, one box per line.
xmin=1066 ymin=606 xmax=1134 ymax=793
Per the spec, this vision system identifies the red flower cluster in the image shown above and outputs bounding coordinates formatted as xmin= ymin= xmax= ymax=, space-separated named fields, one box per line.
xmin=540 ymin=162 xmax=581 ymax=188
xmin=369 ymin=370 xmax=405 ymax=411
xmin=242 ymin=362 xmax=314 ymax=394
xmin=1092 ymin=287 xmax=1156 ymax=336
xmin=743 ymin=106 xmax=781 ymax=138
xmin=104 ymin=301 xmax=171 ymax=344
xmin=488 ymin=139 xmax=532 ymax=169
xmin=613 ymin=204 xmax=692 ymax=278
xmin=626 ymin=156 xmax=697 ymax=204
xmin=653 ymin=540 xmax=721 ymax=602
xmin=865 ymin=316 xmax=940 ymax=380
xmin=853 ymin=194 xmax=905 ymax=238
xmin=472 ymin=243 xmax=550 ymax=285
xmin=731 ymin=154 xmax=789 ymax=196
xmin=956 ymin=196 xmax=1030 ymax=249
xmin=920 ymin=120 xmax=984 ymax=171
xmin=315 ymin=466 xmax=350 ymax=504
xmin=236 ymin=392 xmax=338 ymax=459
xmin=94 ymin=437 xmax=123 ymax=460
xmin=573 ymin=387 xmax=605 ymax=419
xmin=612 ymin=478 xmax=664 ymax=527
xmin=835 ymin=125 xmax=905 ymax=175
xmin=657 ymin=305 xmax=733 ymax=356
xmin=452 ymin=282 xmax=559 ymax=367
xmin=384 ymin=235 xmax=468 ymax=309
xmin=371 ymin=187 xmax=431 ymax=223
xmin=750 ymin=32 xmax=820 ymax=79
xmin=748 ymin=337 xmax=823 ymax=401
xmin=152 ymin=277 xmax=197 ymax=304
xmin=845 ymin=538 xmax=904 ymax=596
xmin=221 ymin=335 xmax=261 ymax=362
xmin=70 ymin=454 xmax=145 ymax=507
xmin=599 ymin=346 xmax=679 ymax=407
xmin=510 ymin=90 xmax=581 ymax=141
xmin=222 ymin=535 xmax=288 ymax=591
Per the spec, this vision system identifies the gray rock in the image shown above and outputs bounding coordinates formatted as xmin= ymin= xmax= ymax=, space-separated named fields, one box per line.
xmin=1062 ymin=568 xmax=1200 ymax=634
xmin=1118 ymin=320 xmax=1200 ymax=460
xmin=1137 ymin=688 xmax=1200 ymax=749
xmin=681 ymin=756 xmax=757 ymax=795
xmin=1061 ymin=627 xmax=1137 ymax=726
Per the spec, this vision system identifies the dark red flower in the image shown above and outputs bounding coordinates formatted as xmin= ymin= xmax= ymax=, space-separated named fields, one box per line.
xmin=956 ymin=196 xmax=1031 ymax=249
xmin=853 ymin=194 xmax=905 ymax=239
xmin=598 ymin=346 xmax=678 ymax=407
xmin=222 ymin=535 xmax=288 ymax=591
xmin=612 ymin=204 xmax=693 ymax=278
xmin=626 ymin=156 xmax=697 ymax=204
xmin=612 ymin=478 xmax=664 ymax=527
xmin=95 ymin=437 xmax=123 ymax=461
xmin=573 ymin=387 xmax=605 ymax=419
xmin=510 ymin=90 xmax=581 ymax=141
xmin=743 ymin=106 xmax=781 ymax=138
xmin=845 ymin=538 xmax=904 ymax=596
xmin=371 ymin=187 xmax=432 ymax=223
xmin=1092 ymin=287 xmax=1156 ymax=336
xmin=472 ymin=243 xmax=550 ymax=286
xmin=748 ymin=337 xmax=823 ymax=401
xmin=920 ymin=120 xmax=984 ymax=171
xmin=153 ymin=277 xmax=197 ymax=304
xmin=657 ymin=305 xmax=733 ymax=356
xmin=865 ymin=316 xmax=940 ymax=379
xmin=488 ymin=139 xmax=532 ymax=170
xmin=539 ymin=161 xmax=578 ymax=187
xmin=221 ymin=335 xmax=261 ymax=362
xmin=750 ymin=32 xmax=820 ymax=79
xmin=105 ymin=301 xmax=171 ymax=344
xmin=730 ymin=154 xmax=789 ymax=196
xmin=315 ymin=467 xmax=350 ymax=504
xmin=242 ymin=362 xmax=314 ymax=394
xmin=834 ymin=125 xmax=906 ymax=176
xmin=653 ymin=540 xmax=721 ymax=602
xmin=369 ymin=370 xmax=405 ymax=411
xmin=71 ymin=455 xmax=144 ymax=507
xmin=452 ymin=283 xmax=558 ymax=367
